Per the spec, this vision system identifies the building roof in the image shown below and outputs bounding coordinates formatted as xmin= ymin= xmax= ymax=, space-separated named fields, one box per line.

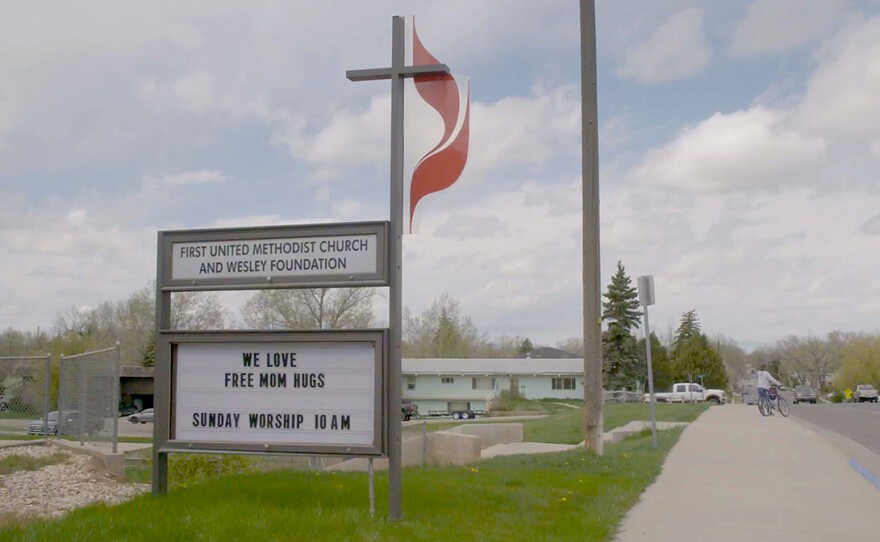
xmin=515 ymin=347 xmax=579 ymax=359
xmin=402 ymin=358 xmax=584 ymax=376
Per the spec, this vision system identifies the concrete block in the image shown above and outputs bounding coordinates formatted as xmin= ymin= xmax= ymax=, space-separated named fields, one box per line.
xmin=445 ymin=423 xmax=523 ymax=450
xmin=426 ymin=431 xmax=481 ymax=466
xmin=402 ymin=434 xmax=426 ymax=467
xmin=327 ymin=430 xmax=496 ymax=471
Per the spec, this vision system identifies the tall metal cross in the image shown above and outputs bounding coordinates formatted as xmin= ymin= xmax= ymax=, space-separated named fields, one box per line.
xmin=346 ymin=15 xmax=449 ymax=522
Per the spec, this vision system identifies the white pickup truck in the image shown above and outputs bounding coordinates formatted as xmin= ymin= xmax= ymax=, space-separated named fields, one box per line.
xmin=647 ymin=383 xmax=726 ymax=405
xmin=853 ymin=384 xmax=878 ymax=403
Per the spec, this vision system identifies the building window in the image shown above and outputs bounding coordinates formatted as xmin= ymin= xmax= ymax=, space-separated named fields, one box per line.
xmin=407 ymin=376 xmax=416 ymax=390
xmin=441 ymin=377 xmax=454 ymax=384
xmin=552 ymin=377 xmax=576 ymax=390
xmin=472 ymin=377 xmax=495 ymax=390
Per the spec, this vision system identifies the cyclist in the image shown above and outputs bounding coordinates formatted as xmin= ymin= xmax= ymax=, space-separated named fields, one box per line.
xmin=756 ymin=365 xmax=782 ymax=412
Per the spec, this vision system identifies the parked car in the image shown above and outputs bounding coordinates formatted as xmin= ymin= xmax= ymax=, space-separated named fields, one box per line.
xmin=853 ymin=384 xmax=878 ymax=403
xmin=28 ymin=410 xmax=79 ymax=435
xmin=648 ymin=383 xmax=726 ymax=405
xmin=793 ymin=385 xmax=818 ymax=404
xmin=401 ymin=402 xmax=418 ymax=421
xmin=128 ymin=408 xmax=154 ymax=423
xmin=0 ymin=394 xmax=10 ymax=412
xmin=119 ymin=404 xmax=139 ymax=417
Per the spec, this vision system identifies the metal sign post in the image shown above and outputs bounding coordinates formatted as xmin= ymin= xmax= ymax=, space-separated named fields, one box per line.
xmin=346 ymin=16 xmax=450 ymax=521
xmin=638 ymin=275 xmax=657 ymax=448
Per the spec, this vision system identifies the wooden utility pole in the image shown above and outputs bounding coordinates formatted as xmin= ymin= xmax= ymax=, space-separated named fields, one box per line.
xmin=581 ymin=0 xmax=603 ymax=454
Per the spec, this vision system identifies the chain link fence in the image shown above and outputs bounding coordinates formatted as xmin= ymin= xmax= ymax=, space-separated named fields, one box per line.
xmin=0 ymin=355 xmax=50 ymax=437
xmin=58 ymin=345 xmax=120 ymax=452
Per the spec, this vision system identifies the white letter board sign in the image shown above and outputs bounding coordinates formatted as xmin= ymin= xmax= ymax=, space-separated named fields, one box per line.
xmin=159 ymin=221 xmax=389 ymax=291
xmin=161 ymin=330 xmax=386 ymax=456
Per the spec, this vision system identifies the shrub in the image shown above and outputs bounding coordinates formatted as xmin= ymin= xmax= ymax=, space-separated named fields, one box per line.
xmin=170 ymin=454 xmax=252 ymax=487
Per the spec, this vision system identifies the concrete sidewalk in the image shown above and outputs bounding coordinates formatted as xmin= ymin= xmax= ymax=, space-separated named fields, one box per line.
xmin=616 ymin=405 xmax=880 ymax=542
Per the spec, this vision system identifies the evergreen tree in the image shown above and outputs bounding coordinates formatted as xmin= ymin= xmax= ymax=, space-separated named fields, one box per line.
xmin=667 ymin=310 xmax=729 ymax=389
xmin=671 ymin=334 xmax=729 ymax=389
xmin=601 ymin=262 xmax=643 ymax=389
xmin=673 ymin=309 xmax=701 ymax=351
xmin=638 ymin=333 xmax=673 ymax=391
xmin=602 ymin=262 xmax=642 ymax=331
xmin=518 ymin=338 xmax=534 ymax=355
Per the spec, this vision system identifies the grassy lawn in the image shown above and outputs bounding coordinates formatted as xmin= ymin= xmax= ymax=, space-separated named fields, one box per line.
xmin=1 ymin=428 xmax=686 ymax=542
xmin=523 ymin=402 xmax=708 ymax=444
xmin=0 ymin=452 xmax=68 ymax=475
xmin=489 ymin=396 xmax=575 ymax=414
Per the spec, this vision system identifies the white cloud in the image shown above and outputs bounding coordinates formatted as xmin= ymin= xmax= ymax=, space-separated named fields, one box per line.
xmin=0 ymin=190 xmax=156 ymax=330
xmin=157 ymin=169 xmax=229 ymax=186
xmin=277 ymin=84 xmax=581 ymax=181
xmin=0 ymin=82 xmax=14 ymax=152
xmin=797 ymin=15 xmax=880 ymax=138
xmin=65 ymin=208 xmax=88 ymax=225
xmin=635 ymin=107 xmax=826 ymax=193
xmin=601 ymin=184 xmax=880 ymax=345
xmin=171 ymin=71 xmax=217 ymax=113
xmin=729 ymin=0 xmax=845 ymax=57
xmin=404 ymin=178 xmax=582 ymax=338
xmin=272 ymin=95 xmax=390 ymax=177
xmin=861 ymin=213 xmax=880 ymax=235
xmin=467 ymin=85 xmax=581 ymax=176
xmin=617 ymin=8 xmax=712 ymax=84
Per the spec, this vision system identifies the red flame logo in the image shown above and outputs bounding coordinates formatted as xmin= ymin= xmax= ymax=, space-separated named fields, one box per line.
xmin=409 ymin=22 xmax=470 ymax=231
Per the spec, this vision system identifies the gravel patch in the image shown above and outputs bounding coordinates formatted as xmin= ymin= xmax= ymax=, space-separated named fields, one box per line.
xmin=0 ymin=444 xmax=148 ymax=520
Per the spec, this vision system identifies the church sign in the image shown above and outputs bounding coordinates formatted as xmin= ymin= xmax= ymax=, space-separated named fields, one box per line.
xmin=160 ymin=221 xmax=389 ymax=291
xmin=161 ymin=330 xmax=386 ymax=456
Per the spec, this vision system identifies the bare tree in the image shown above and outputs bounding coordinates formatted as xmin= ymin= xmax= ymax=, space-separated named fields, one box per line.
xmin=556 ymin=337 xmax=585 ymax=357
xmin=776 ymin=333 xmax=844 ymax=388
xmin=710 ymin=333 xmax=748 ymax=383
xmin=402 ymin=294 xmax=488 ymax=358
xmin=53 ymin=282 xmax=227 ymax=365
xmin=241 ymin=288 xmax=375 ymax=330
xmin=171 ymin=292 xmax=227 ymax=330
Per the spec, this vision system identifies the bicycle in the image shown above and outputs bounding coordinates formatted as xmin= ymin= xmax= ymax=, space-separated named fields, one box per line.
xmin=758 ymin=386 xmax=789 ymax=417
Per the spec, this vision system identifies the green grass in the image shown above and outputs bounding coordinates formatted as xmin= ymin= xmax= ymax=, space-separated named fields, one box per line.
xmin=0 ymin=452 xmax=69 ymax=475
xmin=1 ymin=429 xmax=686 ymax=542
xmin=522 ymin=402 xmax=708 ymax=444
xmin=489 ymin=396 xmax=575 ymax=413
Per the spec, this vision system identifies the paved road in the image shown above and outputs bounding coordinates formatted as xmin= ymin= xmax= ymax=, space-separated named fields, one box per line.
xmin=791 ymin=402 xmax=880 ymax=456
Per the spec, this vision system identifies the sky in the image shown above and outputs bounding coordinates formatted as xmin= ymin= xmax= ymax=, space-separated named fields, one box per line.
xmin=2 ymin=0 xmax=880 ymax=352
